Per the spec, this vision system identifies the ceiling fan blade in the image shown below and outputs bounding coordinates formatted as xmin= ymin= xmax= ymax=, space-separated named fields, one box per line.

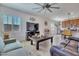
xmin=47 ymin=8 xmax=53 ymax=12
xmin=34 ymin=3 xmax=43 ymax=7
xmin=50 ymin=7 xmax=60 ymax=9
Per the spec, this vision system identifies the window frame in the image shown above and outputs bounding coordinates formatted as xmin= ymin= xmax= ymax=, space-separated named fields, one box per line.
xmin=3 ymin=14 xmax=21 ymax=32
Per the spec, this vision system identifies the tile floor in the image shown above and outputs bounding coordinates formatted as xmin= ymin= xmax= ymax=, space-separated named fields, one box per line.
xmin=20 ymin=35 xmax=62 ymax=56
xmin=21 ymin=40 xmax=52 ymax=56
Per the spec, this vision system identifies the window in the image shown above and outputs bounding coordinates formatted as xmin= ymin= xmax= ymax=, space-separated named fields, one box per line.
xmin=12 ymin=16 xmax=21 ymax=31
xmin=3 ymin=15 xmax=12 ymax=32
xmin=3 ymin=15 xmax=8 ymax=24
xmin=3 ymin=15 xmax=21 ymax=32
xmin=12 ymin=16 xmax=21 ymax=25
xmin=8 ymin=16 xmax=12 ymax=24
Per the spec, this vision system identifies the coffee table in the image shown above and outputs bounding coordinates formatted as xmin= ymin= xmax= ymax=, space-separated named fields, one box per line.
xmin=30 ymin=36 xmax=53 ymax=50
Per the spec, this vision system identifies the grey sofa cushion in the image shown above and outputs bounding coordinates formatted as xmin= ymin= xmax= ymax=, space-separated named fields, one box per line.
xmin=3 ymin=41 xmax=22 ymax=53
xmin=50 ymin=46 xmax=70 ymax=56
xmin=1 ymin=48 xmax=28 ymax=56
xmin=50 ymin=46 xmax=78 ymax=56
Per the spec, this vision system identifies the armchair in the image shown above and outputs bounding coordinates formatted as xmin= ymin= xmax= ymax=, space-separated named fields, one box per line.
xmin=0 ymin=37 xmax=27 ymax=56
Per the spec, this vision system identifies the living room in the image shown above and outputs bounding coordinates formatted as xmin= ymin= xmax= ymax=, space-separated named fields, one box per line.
xmin=0 ymin=3 xmax=79 ymax=56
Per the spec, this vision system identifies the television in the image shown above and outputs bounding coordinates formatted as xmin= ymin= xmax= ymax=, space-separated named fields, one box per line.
xmin=26 ymin=22 xmax=39 ymax=32
xmin=26 ymin=22 xmax=39 ymax=40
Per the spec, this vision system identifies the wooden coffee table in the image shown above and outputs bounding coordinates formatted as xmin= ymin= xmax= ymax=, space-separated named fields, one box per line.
xmin=30 ymin=36 xmax=53 ymax=50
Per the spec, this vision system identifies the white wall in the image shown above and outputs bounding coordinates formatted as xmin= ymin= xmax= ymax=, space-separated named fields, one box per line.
xmin=0 ymin=13 xmax=3 ymax=37
xmin=0 ymin=5 xmax=4 ymax=37
xmin=0 ymin=6 xmax=51 ymax=41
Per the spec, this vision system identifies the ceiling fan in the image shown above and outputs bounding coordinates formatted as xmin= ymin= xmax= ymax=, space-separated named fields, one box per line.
xmin=33 ymin=3 xmax=60 ymax=13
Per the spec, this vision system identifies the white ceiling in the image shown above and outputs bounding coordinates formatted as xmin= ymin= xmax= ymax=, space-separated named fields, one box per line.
xmin=1 ymin=3 xmax=79 ymax=21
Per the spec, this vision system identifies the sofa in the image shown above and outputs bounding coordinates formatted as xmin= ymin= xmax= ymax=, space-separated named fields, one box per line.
xmin=50 ymin=45 xmax=79 ymax=56
xmin=50 ymin=35 xmax=79 ymax=56
xmin=0 ymin=36 xmax=28 ymax=56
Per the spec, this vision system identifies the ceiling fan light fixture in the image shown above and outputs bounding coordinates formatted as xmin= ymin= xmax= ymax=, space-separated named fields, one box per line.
xmin=33 ymin=3 xmax=60 ymax=13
